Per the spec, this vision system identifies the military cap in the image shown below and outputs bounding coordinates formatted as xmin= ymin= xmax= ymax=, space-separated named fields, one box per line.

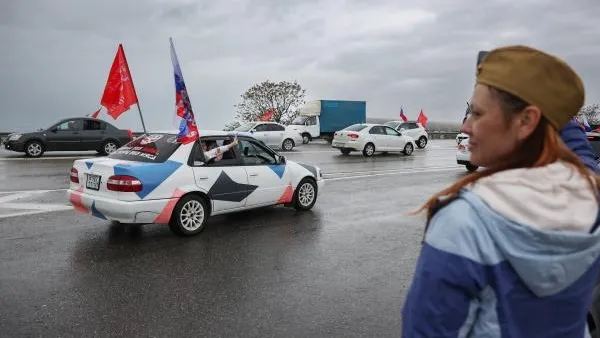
xmin=476 ymin=45 xmax=584 ymax=129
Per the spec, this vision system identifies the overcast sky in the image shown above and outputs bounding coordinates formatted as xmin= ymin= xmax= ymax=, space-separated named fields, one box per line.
xmin=1 ymin=0 xmax=599 ymax=132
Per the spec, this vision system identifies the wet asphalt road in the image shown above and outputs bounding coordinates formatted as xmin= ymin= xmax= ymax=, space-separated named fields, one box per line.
xmin=0 ymin=140 xmax=466 ymax=338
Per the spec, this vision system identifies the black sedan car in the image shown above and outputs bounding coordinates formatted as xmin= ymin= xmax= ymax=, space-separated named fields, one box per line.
xmin=2 ymin=117 xmax=133 ymax=157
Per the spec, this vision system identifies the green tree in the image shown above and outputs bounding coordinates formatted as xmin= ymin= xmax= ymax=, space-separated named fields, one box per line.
xmin=224 ymin=80 xmax=306 ymax=130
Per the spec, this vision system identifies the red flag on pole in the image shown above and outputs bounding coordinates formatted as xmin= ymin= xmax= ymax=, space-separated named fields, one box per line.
xmin=100 ymin=44 xmax=139 ymax=120
xmin=90 ymin=107 xmax=101 ymax=119
xmin=417 ymin=109 xmax=428 ymax=128
xmin=258 ymin=109 xmax=274 ymax=121
xmin=399 ymin=107 xmax=408 ymax=122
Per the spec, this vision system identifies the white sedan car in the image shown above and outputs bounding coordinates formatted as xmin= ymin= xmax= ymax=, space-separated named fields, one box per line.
xmin=66 ymin=131 xmax=324 ymax=236
xmin=331 ymin=123 xmax=416 ymax=157
xmin=456 ymin=133 xmax=478 ymax=172
xmin=233 ymin=121 xmax=303 ymax=151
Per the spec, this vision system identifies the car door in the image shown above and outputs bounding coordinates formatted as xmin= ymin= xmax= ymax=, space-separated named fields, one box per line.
xmin=45 ymin=119 xmax=83 ymax=151
xmin=368 ymin=126 xmax=388 ymax=151
xmin=190 ymin=137 xmax=251 ymax=213
xmin=238 ymin=138 xmax=291 ymax=207
xmin=81 ymin=119 xmax=105 ymax=150
xmin=384 ymin=126 xmax=404 ymax=151
xmin=267 ymin=123 xmax=285 ymax=147
xmin=251 ymin=123 xmax=270 ymax=144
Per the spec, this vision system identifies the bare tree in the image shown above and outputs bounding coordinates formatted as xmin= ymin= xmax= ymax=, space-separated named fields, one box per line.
xmin=225 ymin=80 xmax=306 ymax=129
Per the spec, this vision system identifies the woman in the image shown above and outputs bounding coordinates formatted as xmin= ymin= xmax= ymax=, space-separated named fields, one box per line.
xmin=401 ymin=45 xmax=600 ymax=337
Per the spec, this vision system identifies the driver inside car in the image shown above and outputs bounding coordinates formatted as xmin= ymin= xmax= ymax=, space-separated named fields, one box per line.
xmin=200 ymin=136 xmax=238 ymax=162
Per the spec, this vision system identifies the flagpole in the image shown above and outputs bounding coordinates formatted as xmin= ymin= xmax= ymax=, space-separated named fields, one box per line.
xmin=119 ymin=43 xmax=148 ymax=134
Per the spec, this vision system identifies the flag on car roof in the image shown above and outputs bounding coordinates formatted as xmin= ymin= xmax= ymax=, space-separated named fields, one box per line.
xmin=399 ymin=107 xmax=408 ymax=122
xmin=170 ymin=37 xmax=199 ymax=144
xmin=258 ymin=109 xmax=274 ymax=121
xmin=417 ymin=109 xmax=428 ymax=128
xmin=100 ymin=44 xmax=139 ymax=120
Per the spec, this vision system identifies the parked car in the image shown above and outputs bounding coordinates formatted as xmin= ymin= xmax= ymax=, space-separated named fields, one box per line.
xmin=384 ymin=120 xmax=429 ymax=148
xmin=2 ymin=117 xmax=133 ymax=158
xmin=331 ymin=123 xmax=416 ymax=157
xmin=67 ymin=130 xmax=324 ymax=236
xmin=233 ymin=122 xmax=303 ymax=151
xmin=456 ymin=133 xmax=478 ymax=172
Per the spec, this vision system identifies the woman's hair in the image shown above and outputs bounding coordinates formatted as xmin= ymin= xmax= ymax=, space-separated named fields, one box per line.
xmin=414 ymin=85 xmax=599 ymax=225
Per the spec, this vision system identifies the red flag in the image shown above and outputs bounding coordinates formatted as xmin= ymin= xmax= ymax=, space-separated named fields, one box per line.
xmin=417 ymin=109 xmax=428 ymax=127
xmin=90 ymin=107 xmax=101 ymax=119
xmin=399 ymin=107 xmax=408 ymax=122
xmin=258 ymin=109 xmax=274 ymax=121
xmin=100 ymin=44 xmax=139 ymax=120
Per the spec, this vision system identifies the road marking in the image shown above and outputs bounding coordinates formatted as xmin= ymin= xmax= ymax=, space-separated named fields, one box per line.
xmin=325 ymin=166 xmax=464 ymax=181
xmin=323 ymin=165 xmax=459 ymax=177
xmin=0 ymin=188 xmax=66 ymax=194
xmin=0 ymin=156 xmax=90 ymax=161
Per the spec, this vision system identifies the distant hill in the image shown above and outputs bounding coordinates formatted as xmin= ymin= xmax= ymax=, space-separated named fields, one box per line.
xmin=366 ymin=117 xmax=461 ymax=132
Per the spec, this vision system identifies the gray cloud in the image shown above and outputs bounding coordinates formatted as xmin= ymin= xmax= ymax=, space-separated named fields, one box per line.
xmin=1 ymin=0 xmax=599 ymax=132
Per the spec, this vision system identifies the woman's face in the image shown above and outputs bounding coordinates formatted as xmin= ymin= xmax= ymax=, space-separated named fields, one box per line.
xmin=462 ymin=84 xmax=526 ymax=169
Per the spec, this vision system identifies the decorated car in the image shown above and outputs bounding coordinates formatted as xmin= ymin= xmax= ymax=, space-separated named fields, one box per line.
xmin=66 ymin=130 xmax=324 ymax=236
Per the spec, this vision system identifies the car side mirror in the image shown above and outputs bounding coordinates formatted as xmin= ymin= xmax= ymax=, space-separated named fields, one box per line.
xmin=51 ymin=128 xmax=58 ymax=133
xmin=250 ymin=129 xmax=255 ymax=133
xmin=278 ymin=155 xmax=286 ymax=164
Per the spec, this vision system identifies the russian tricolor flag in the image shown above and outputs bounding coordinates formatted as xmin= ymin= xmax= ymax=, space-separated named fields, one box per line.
xmin=170 ymin=37 xmax=199 ymax=144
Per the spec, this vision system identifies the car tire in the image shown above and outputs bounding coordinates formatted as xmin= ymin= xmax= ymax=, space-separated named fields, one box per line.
xmin=282 ymin=138 xmax=294 ymax=151
xmin=302 ymin=133 xmax=311 ymax=144
xmin=100 ymin=140 xmax=119 ymax=156
xmin=169 ymin=194 xmax=210 ymax=236
xmin=417 ymin=136 xmax=428 ymax=148
xmin=403 ymin=143 xmax=414 ymax=156
xmin=362 ymin=143 xmax=375 ymax=157
xmin=340 ymin=148 xmax=351 ymax=155
xmin=293 ymin=178 xmax=318 ymax=211
xmin=25 ymin=140 xmax=44 ymax=158
xmin=466 ymin=164 xmax=479 ymax=172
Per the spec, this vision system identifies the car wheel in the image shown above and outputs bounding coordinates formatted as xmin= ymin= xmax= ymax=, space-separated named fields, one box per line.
xmin=403 ymin=143 xmax=414 ymax=155
xmin=302 ymin=133 xmax=311 ymax=144
xmin=466 ymin=164 xmax=479 ymax=172
xmin=293 ymin=178 xmax=318 ymax=211
xmin=100 ymin=140 xmax=119 ymax=156
xmin=169 ymin=194 xmax=209 ymax=236
xmin=25 ymin=140 xmax=44 ymax=158
xmin=340 ymin=148 xmax=351 ymax=155
xmin=282 ymin=138 xmax=294 ymax=151
xmin=417 ymin=136 xmax=428 ymax=148
xmin=362 ymin=143 xmax=375 ymax=157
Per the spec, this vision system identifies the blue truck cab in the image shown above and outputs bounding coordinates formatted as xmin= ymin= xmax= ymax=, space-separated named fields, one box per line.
xmin=286 ymin=100 xmax=367 ymax=144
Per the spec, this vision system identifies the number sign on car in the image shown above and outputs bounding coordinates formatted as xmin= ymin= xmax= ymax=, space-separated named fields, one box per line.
xmin=86 ymin=174 xmax=101 ymax=191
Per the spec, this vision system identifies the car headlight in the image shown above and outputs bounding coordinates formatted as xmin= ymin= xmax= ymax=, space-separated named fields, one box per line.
xmin=8 ymin=134 xmax=22 ymax=141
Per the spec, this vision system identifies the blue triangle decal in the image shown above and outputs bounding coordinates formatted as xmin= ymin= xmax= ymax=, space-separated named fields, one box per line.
xmin=85 ymin=161 xmax=94 ymax=169
xmin=267 ymin=164 xmax=286 ymax=178
xmin=91 ymin=201 xmax=106 ymax=220
xmin=113 ymin=160 xmax=183 ymax=199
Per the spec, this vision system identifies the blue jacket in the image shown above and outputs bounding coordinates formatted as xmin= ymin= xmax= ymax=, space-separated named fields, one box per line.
xmin=561 ymin=119 xmax=598 ymax=173
xmin=402 ymin=121 xmax=600 ymax=337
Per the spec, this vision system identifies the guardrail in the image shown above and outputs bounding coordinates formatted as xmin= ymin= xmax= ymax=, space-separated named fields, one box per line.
xmin=1 ymin=131 xmax=459 ymax=144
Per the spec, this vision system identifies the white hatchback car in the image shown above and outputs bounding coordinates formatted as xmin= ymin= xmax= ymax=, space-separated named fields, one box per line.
xmin=233 ymin=122 xmax=303 ymax=151
xmin=456 ymin=133 xmax=478 ymax=172
xmin=67 ymin=131 xmax=324 ymax=236
xmin=331 ymin=123 xmax=416 ymax=157
xmin=384 ymin=120 xmax=429 ymax=148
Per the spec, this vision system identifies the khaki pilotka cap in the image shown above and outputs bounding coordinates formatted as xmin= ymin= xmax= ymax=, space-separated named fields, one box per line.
xmin=475 ymin=45 xmax=585 ymax=129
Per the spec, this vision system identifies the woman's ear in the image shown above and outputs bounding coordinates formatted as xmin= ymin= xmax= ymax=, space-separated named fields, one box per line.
xmin=516 ymin=106 xmax=542 ymax=141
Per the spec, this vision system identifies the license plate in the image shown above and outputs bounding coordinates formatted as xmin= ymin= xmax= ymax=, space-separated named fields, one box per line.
xmin=86 ymin=174 xmax=101 ymax=191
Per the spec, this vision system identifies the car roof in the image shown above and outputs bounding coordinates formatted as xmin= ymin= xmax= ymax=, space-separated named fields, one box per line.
xmin=146 ymin=129 xmax=260 ymax=139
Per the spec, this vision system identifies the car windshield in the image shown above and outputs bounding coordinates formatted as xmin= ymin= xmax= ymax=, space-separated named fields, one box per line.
xmin=234 ymin=123 xmax=256 ymax=132
xmin=343 ymin=124 xmax=368 ymax=132
xmin=291 ymin=116 xmax=307 ymax=125
xmin=108 ymin=133 xmax=181 ymax=163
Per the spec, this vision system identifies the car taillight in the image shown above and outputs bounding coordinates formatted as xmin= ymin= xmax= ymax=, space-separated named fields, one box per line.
xmin=107 ymin=175 xmax=142 ymax=192
xmin=127 ymin=129 xmax=133 ymax=140
xmin=70 ymin=167 xmax=79 ymax=183
xmin=348 ymin=133 xmax=359 ymax=139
